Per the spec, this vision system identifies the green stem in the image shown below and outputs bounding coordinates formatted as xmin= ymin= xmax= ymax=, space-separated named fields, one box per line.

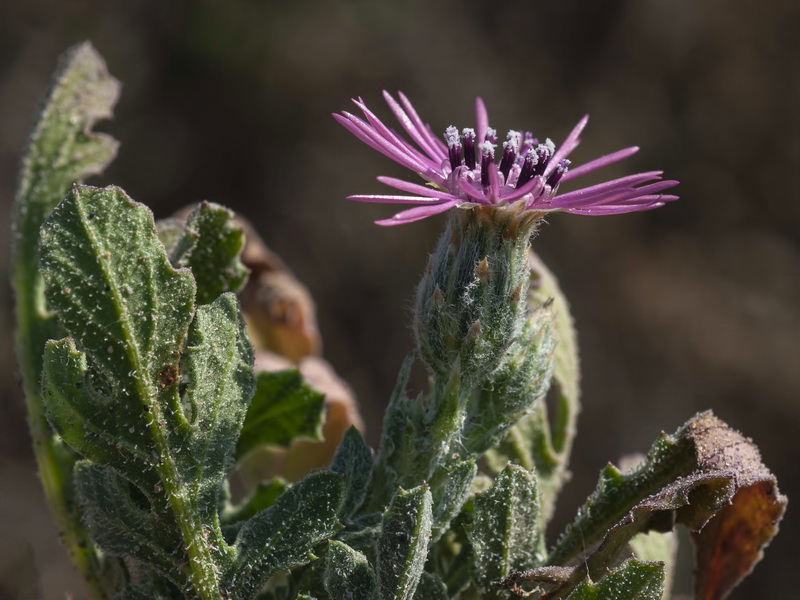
xmin=13 ymin=238 xmax=113 ymax=600
xmin=546 ymin=436 xmax=695 ymax=569
xmin=80 ymin=194 xmax=225 ymax=599
xmin=151 ymin=425 xmax=223 ymax=599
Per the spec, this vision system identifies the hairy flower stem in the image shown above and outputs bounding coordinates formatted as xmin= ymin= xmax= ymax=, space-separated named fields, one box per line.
xmin=371 ymin=206 xmax=554 ymax=510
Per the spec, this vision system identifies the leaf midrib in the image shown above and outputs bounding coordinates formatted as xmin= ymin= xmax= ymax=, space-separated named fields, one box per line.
xmin=74 ymin=191 xmax=223 ymax=600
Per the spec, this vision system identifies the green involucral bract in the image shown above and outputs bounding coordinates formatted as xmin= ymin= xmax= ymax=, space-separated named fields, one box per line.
xmin=373 ymin=207 xmax=555 ymax=506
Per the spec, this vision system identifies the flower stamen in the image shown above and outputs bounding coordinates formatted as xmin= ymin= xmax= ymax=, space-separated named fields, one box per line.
xmin=462 ymin=128 xmax=477 ymax=170
xmin=480 ymin=141 xmax=496 ymax=187
xmin=499 ymin=131 xmax=521 ymax=181
xmin=445 ymin=125 xmax=462 ymax=171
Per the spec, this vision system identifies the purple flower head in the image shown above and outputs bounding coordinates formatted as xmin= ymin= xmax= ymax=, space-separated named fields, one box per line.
xmin=334 ymin=92 xmax=679 ymax=226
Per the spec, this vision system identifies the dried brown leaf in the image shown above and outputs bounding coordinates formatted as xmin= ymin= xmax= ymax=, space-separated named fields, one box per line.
xmin=512 ymin=411 xmax=785 ymax=600
xmin=236 ymin=218 xmax=321 ymax=362
xmin=685 ymin=413 xmax=787 ymax=600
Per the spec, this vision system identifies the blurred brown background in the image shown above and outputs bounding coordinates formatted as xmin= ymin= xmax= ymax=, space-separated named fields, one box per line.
xmin=1 ymin=1 xmax=798 ymax=598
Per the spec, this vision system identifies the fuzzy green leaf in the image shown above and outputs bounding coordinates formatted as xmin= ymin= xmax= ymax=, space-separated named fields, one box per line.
xmin=170 ymin=201 xmax=249 ymax=305
xmin=413 ymin=572 xmax=448 ymax=600
xmin=331 ymin=426 xmax=374 ymax=520
xmin=41 ymin=338 xmax=158 ymax=486
xmin=39 ymin=185 xmax=197 ymax=489
xmin=12 ymin=42 xmax=121 ymax=598
xmin=39 ymin=185 xmax=196 ymax=401
xmin=377 ymin=486 xmax=433 ymax=600
xmin=564 ymin=558 xmax=664 ymax=600
xmin=368 ymin=353 xmax=417 ymax=510
xmin=224 ymin=471 xmax=343 ymax=600
xmin=39 ymin=185 xmax=261 ymax=598
xmin=324 ymin=540 xmax=376 ymax=600
xmin=75 ymin=462 xmax=185 ymax=584
xmin=15 ymin=42 xmax=120 ymax=385
xmin=236 ymin=369 xmax=326 ymax=459
xmin=468 ymin=465 xmax=540 ymax=597
xmin=429 ymin=459 xmax=476 ymax=542
xmin=628 ymin=531 xmax=675 ymax=600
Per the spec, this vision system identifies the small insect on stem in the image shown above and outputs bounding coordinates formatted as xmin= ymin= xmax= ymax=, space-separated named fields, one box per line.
xmin=158 ymin=363 xmax=179 ymax=388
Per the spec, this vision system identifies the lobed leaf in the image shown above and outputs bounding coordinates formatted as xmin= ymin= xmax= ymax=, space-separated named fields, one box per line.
xmin=181 ymin=292 xmax=256 ymax=522
xmin=42 ymin=337 xmax=159 ymax=486
xmin=537 ymin=412 xmax=785 ymax=600
xmin=170 ymin=201 xmax=250 ymax=305
xmin=39 ymin=185 xmax=196 ymax=396
xmin=41 ymin=184 xmax=320 ymax=599
xmin=15 ymin=44 xmax=120 ymax=368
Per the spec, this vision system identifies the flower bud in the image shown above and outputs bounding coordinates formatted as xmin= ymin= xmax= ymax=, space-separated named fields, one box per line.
xmin=414 ymin=204 xmax=541 ymax=385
